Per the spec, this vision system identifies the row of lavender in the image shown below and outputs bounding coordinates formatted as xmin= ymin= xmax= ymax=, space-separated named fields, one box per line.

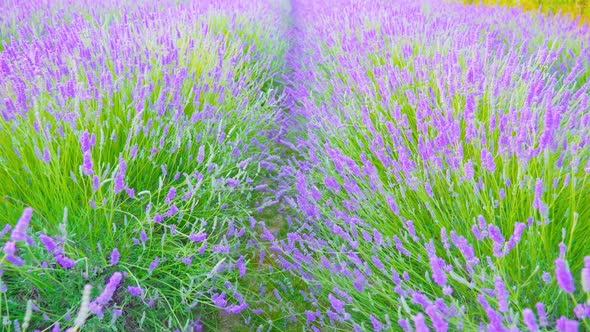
xmin=274 ymin=0 xmax=590 ymax=331
xmin=0 ymin=0 xmax=292 ymax=330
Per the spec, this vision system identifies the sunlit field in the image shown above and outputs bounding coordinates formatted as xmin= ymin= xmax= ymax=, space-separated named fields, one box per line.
xmin=464 ymin=0 xmax=589 ymax=22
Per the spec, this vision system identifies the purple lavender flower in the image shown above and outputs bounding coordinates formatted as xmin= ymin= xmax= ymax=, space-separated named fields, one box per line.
xmin=39 ymin=234 xmax=57 ymax=253
xmin=188 ymin=232 xmax=207 ymax=243
xmin=127 ymin=286 xmax=143 ymax=296
xmin=236 ymin=256 xmax=246 ymax=277
xmin=426 ymin=240 xmax=447 ymax=286
xmin=522 ymin=308 xmax=538 ymax=331
xmin=582 ymin=256 xmax=590 ymax=292
xmin=89 ymin=272 xmax=123 ymax=315
xmin=555 ymin=258 xmax=575 ymax=293
xmin=494 ymin=276 xmax=509 ymax=312
xmin=148 ymin=256 xmax=160 ymax=273
xmin=212 ymin=292 xmax=227 ymax=307
xmin=113 ymin=156 xmax=127 ymax=194
xmin=386 ymin=195 xmax=400 ymax=215
xmin=0 ymin=224 xmax=12 ymax=238
xmin=139 ymin=231 xmax=148 ymax=243
xmin=425 ymin=305 xmax=447 ymax=332
xmin=536 ymin=302 xmax=548 ymax=327
xmin=55 ymin=253 xmax=76 ymax=269
xmin=328 ymin=293 xmax=345 ymax=314
xmin=532 ymin=178 xmax=545 ymax=212
xmin=225 ymin=302 xmax=248 ymax=314
xmin=398 ymin=318 xmax=410 ymax=331
xmin=42 ymin=147 xmax=51 ymax=163
xmin=82 ymin=151 xmax=94 ymax=175
xmin=305 ymin=310 xmax=318 ymax=323
xmin=165 ymin=187 xmax=177 ymax=204
xmin=11 ymin=207 xmax=33 ymax=241
xmin=324 ymin=176 xmax=340 ymax=191
xmin=110 ymin=248 xmax=120 ymax=266
xmin=413 ymin=313 xmax=430 ymax=332
xmin=370 ymin=314 xmax=384 ymax=332
xmin=197 ymin=145 xmax=205 ymax=163
xmin=153 ymin=213 xmax=163 ymax=223
xmin=480 ymin=148 xmax=496 ymax=172
xmin=3 ymin=241 xmax=23 ymax=266
xmin=226 ymin=178 xmax=240 ymax=187
xmin=556 ymin=316 xmax=578 ymax=332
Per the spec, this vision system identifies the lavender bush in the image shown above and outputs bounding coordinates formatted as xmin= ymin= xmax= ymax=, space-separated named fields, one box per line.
xmin=274 ymin=0 xmax=590 ymax=331
xmin=2 ymin=0 xmax=589 ymax=330
xmin=0 ymin=0 xmax=292 ymax=330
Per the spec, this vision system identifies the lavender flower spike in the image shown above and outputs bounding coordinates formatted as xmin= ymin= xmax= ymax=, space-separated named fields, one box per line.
xmin=11 ymin=207 xmax=33 ymax=241
xmin=554 ymin=258 xmax=575 ymax=293
xmin=89 ymin=272 xmax=123 ymax=315
xmin=522 ymin=308 xmax=538 ymax=332
xmin=581 ymin=256 xmax=590 ymax=292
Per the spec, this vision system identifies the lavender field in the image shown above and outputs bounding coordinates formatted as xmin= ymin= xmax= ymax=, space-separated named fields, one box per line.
xmin=1 ymin=0 xmax=589 ymax=331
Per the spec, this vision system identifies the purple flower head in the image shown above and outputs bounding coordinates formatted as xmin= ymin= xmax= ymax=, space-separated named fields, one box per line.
xmin=39 ymin=234 xmax=57 ymax=253
xmin=55 ymin=253 xmax=76 ymax=269
xmin=42 ymin=147 xmax=51 ymax=163
xmin=536 ymin=302 xmax=548 ymax=327
xmin=463 ymin=160 xmax=474 ymax=180
xmin=80 ymin=131 xmax=95 ymax=152
xmin=197 ymin=145 xmax=205 ymax=163
xmin=494 ymin=276 xmax=509 ymax=312
xmin=480 ymin=148 xmax=496 ymax=172
xmin=189 ymin=232 xmax=207 ymax=243
xmin=0 ymin=224 xmax=12 ymax=238
xmin=487 ymin=224 xmax=505 ymax=244
xmin=11 ymin=207 xmax=33 ymax=241
xmin=165 ymin=187 xmax=176 ymax=204
xmin=522 ymin=308 xmax=538 ymax=331
xmin=261 ymin=226 xmax=274 ymax=241
xmin=139 ymin=231 xmax=148 ymax=243
xmin=370 ymin=314 xmax=384 ymax=332
xmin=3 ymin=241 xmax=23 ymax=266
xmin=148 ymin=256 xmax=160 ymax=273
xmin=398 ymin=318 xmax=410 ymax=331
xmin=153 ymin=213 xmax=163 ymax=223
xmin=556 ymin=316 xmax=578 ymax=332
xmin=110 ymin=248 xmax=120 ymax=266
xmin=89 ymin=272 xmax=122 ymax=315
xmin=113 ymin=156 xmax=127 ymax=194
xmin=581 ymin=264 xmax=590 ymax=292
xmin=328 ymin=293 xmax=346 ymax=314
xmin=127 ymin=286 xmax=143 ymax=296
xmin=386 ymin=195 xmax=400 ymax=215
xmin=305 ymin=310 xmax=318 ymax=323
xmin=555 ymin=258 xmax=575 ymax=293
xmin=413 ymin=313 xmax=430 ymax=332
xmin=324 ymin=176 xmax=340 ymax=191
xmin=426 ymin=305 xmax=447 ymax=332
xmin=372 ymin=255 xmax=385 ymax=270
xmin=236 ymin=256 xmax=246 ymax=277
xmin=212 ymin=292 xmax=227 ymax=307
xmin=82 ymin=151 xmax=94 ymax=175
xmin=426 ymin=240 xmax=447 ymax=286
xmin=225 ymin=302 xmax=248 ymax=314
xmin=532 ymin=178 xmax=545 ymax=211
xmin=226 ymin=178 xmax=240 ymax=187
